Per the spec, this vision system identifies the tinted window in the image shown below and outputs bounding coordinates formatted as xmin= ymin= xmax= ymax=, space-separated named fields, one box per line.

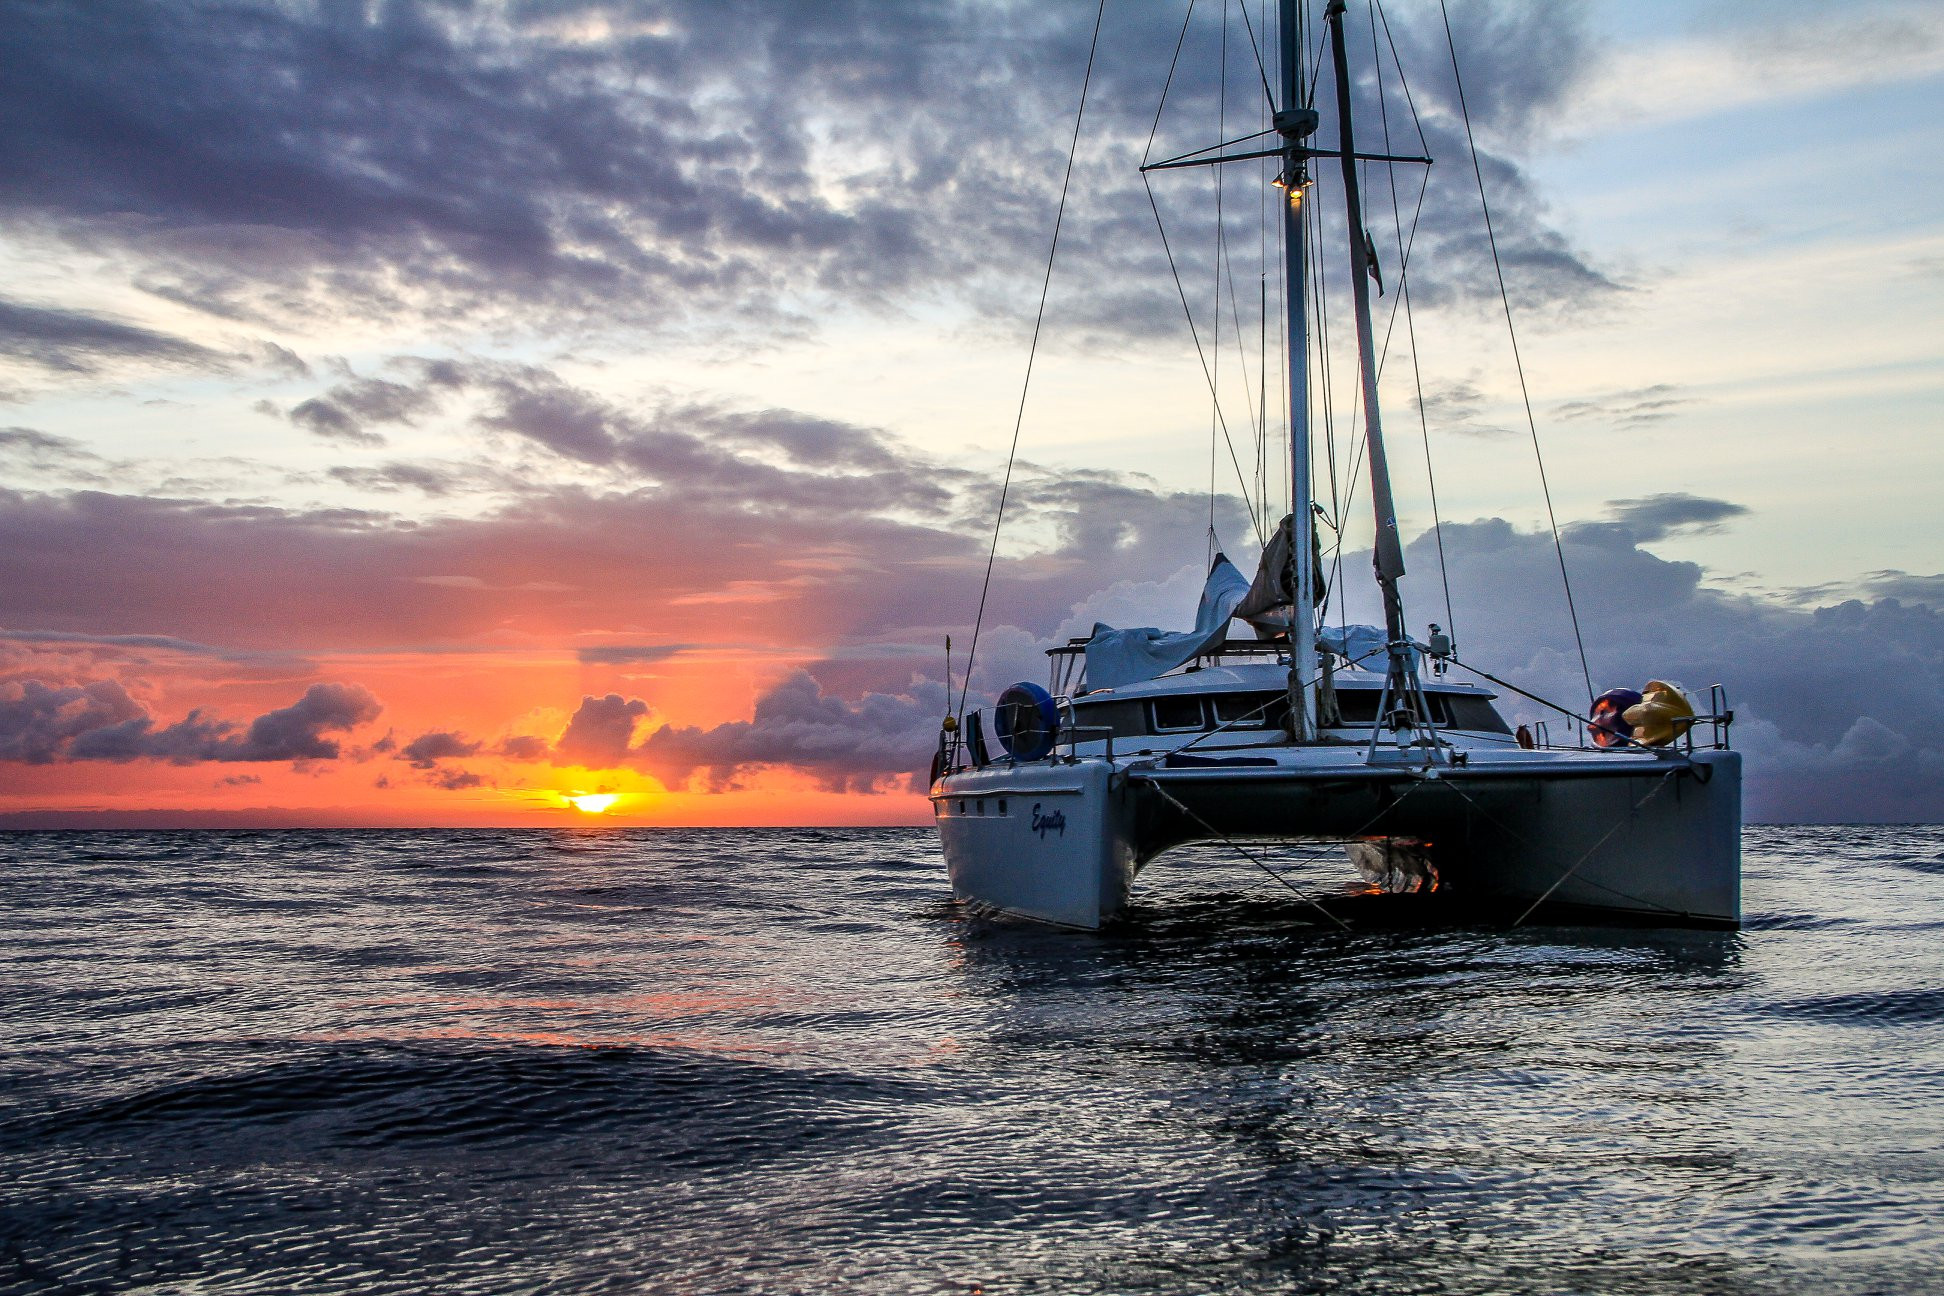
xmin=1069 ymin=700 xmax=1144 ymax=739
xmin=1150 ymin=696 xmax=1206 ymax=731
xmin=1211 ymin=692 xmax=1285 ymax=728
xmin=1324 ymin=689 xmax=1508 ymax=732
xmin=1446 ymin=695 xmax=1512 ymax=734
xmin=1329 ymin=689 xmax=1382 ymax=724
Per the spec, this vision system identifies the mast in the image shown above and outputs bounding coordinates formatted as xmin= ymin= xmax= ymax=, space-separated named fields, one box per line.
xmin=1324 ymin=0 xmax=1410 ymax=685
xmin=1276 ymin=0 xmax=1319 ymax=741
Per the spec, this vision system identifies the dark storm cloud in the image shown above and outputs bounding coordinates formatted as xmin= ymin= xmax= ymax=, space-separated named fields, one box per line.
xmin=0 ymin=679 xmax=381 ymax=764
xmin=0 ymin=1 xmax=1612 ymax=344
xmin=0 ymin=298 xmax=226 ymax=374
xmin=0 ymin=0 xmax=946 ymax=327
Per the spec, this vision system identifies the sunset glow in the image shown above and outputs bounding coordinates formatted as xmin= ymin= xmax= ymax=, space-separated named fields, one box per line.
xmin=0 ymin=0 xmax=1938 ymax=827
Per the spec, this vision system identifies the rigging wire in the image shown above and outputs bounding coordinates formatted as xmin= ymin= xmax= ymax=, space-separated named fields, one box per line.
xmin=1211 ymin=0 xmax=1228 ymax=553
xmin=1143 ymin=0 xmax=1265 ymax=548
xmin=1438 ymin=0 xmax=1595 ymax=705
xmin=1143 ymin=176 xmax=1266 ymax=548
xmin=1371 ymin=0 xmax=1456 ymax=644
xmin=955 ymin=0 xmax=1109 ymax=718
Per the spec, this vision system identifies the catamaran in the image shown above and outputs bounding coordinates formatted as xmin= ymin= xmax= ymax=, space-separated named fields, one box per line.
xmin=930 ymin=0 xmax=1740 ymax=930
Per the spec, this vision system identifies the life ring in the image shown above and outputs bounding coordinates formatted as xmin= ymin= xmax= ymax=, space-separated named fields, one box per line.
xmin=993 ymin=682 xmax=1061 ymax=762
xmin=1589 ymin=687 xmax=1643 ymax=748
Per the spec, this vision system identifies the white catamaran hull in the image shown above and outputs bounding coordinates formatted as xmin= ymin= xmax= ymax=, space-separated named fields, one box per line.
xmin=933 ymin=748 xmax=1740 ymax=930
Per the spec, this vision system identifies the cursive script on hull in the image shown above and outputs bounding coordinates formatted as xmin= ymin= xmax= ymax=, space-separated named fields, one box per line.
xmin=1031 ymin=804 xmax=1067 ymax=839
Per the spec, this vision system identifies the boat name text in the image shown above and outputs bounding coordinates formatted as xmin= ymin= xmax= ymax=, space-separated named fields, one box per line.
xmin=1031 ymin=804 xmax=1067 ymax=839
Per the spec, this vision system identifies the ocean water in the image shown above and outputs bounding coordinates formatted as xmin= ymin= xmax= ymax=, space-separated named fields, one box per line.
xmin=2 ymin=826 xmax=1941 ymax=1295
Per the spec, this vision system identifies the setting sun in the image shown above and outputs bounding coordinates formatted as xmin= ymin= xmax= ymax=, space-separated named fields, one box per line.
xmin=566 ymin=793 xmax=620 ymax=815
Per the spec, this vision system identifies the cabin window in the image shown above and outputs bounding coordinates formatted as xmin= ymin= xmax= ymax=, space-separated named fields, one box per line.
xmin=1069 ymin=699 xmax=1144 ymax=740
xmin=1211 ymin=692 xmax=1284 ymax=728
xmin=1446 ymin=696 xmax=1512 ymax=734
xmin=1149 ymin=696 xmax=1206 ymax=732
xmin=1324 ymin=689 xmax=1509 ymax=732
xmin=1331 ymin=690 xmax=1382 ymax=724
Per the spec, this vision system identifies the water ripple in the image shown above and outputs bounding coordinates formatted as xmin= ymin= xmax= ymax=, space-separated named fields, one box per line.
xmin=0 ymin=825 xmax=1940 ymax=1294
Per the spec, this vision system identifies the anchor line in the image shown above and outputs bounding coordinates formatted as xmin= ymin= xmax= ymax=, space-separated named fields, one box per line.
xmin=1133 ymin=777 xmax=1350 ymax=930
xmin=1510 ymin=769 xmax=1679 ymax=929
xmin=1131 ymin=767 xmax=1451 ymax=927
xmin=1425 ymin=769 xmax=1692 ymax=921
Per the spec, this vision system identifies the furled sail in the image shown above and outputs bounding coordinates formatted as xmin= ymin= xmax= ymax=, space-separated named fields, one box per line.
xmin=1234 ymin=512 xmax=1327 ymax=636
xmin=1083 ymin=555 xmax=1250 ymax=689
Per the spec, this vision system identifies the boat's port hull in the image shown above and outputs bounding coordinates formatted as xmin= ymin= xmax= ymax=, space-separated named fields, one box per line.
xmin=934 ymin=749 xmax=1740 ymax=930
xmin=931 ymin=761 xmax=1137 ymax=928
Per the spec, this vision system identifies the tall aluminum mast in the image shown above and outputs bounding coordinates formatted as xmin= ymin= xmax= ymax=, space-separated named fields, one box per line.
xmin=1276 ymin=0 xmax=1319 ymax=741
xmin=1325 ymin=0 xmax=1411 ymax=694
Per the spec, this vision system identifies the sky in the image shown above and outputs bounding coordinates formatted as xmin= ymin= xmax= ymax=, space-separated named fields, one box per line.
xmin=1 ymin=0 xmax=1940 ymax=828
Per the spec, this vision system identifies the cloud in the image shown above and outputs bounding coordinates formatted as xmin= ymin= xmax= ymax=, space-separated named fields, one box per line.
xmin=498 ymin=734 xmax=552 ymax=762
xmin=428 ymin=766 xmax=483 ymax=790
xmin=0 ymin=678 xmax=146 ymax=763
xmin=554 ymin=693 xmax=650 ymax=767
xmin=1317 ymin=508 xmax=1944 ymax=822
xmin=0 ymin=298 xmax=226 ymax=374
xmin=575 ymin=644 xmax=693 ymax=666
xmin=631 ymin=670 xmax=948 ymax=794
xmin=284 ymin=362 xmax=461 ymax=444
xmin=398 ymin=729 xmax=482 ymax=769
xmin=326 ymin=461 xmax=488 ymax=496
xmin=0 ymin=0 xmax=1619 ymax=347
xmin=1586 ymin=493 xmax=1750 ymax=543
xmin=0 ymin=427 xmax=110 ymax=482
xmin=0 ymin=0 xmax=952 ymax=330
xmin=1552 ymin=384 xmax=1691 ymax=428
xmin=0 ymin=679 xmax=381 ymax=764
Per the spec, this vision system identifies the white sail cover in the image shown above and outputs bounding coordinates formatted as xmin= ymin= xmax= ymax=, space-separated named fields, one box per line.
xmin=1319 ymin=623 xmax=1388 ymax=669
xmin=1083 ymin=556 xmax=1251 ymax=690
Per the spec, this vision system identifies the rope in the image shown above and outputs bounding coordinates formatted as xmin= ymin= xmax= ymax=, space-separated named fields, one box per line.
xmin=1438 ymin=0 xmax=1594 ymax=706
xmin=1136 ymin=777 xmax=1351 ymax=929
xmin=956 ymin=0 xmax=1108 ymax=717
xmin=1512 ymin=770 xmax=1678 ymax=927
